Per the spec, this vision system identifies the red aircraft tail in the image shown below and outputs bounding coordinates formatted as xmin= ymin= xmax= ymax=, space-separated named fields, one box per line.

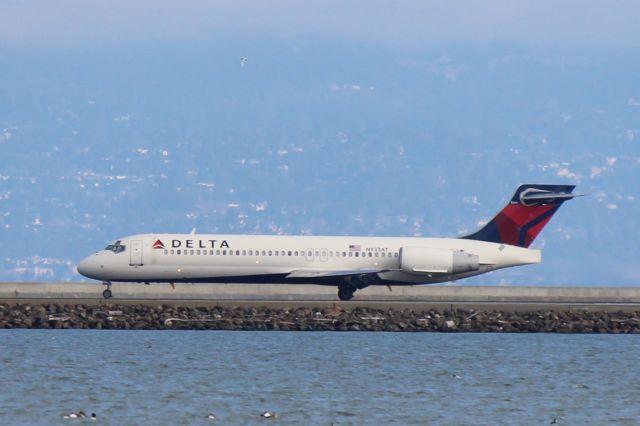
xmin=462 ymin=184 xmax=578 ymax=248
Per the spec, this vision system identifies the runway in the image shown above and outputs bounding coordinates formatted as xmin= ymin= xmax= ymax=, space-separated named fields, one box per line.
xmin=2 ymin=282 xmax=640 ymax=312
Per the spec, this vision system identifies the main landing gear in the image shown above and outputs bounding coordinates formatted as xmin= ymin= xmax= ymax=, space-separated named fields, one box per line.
xmin=102 ymin=281 xmax=113 ymax=299
xmin=337 ymin=286 xmax=355 ymax=301
xmin=337 ymin=274 xmax=381 ymax=301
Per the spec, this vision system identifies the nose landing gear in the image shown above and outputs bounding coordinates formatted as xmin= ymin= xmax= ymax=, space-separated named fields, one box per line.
xmin=102 ymin=281 xmax=113 ymax=299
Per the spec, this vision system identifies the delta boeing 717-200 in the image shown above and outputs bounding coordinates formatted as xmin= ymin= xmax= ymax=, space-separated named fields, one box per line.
xmin=77 ymin=184 xmax=580 ymax=300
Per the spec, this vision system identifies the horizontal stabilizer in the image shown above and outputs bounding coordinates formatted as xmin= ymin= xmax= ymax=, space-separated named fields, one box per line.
xmin=517 ymin=187 xmax=582 ymax=205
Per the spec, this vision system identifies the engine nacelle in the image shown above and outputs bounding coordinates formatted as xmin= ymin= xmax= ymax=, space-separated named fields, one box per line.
xmin=399 ymin=246 xmax=479 ymax=275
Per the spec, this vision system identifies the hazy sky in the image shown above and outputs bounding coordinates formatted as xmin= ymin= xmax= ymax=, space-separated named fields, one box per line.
xmin=1 ymin=1 xmax=639 ymax=50
xmin=1 ymin=1 xmax=638 ymax=284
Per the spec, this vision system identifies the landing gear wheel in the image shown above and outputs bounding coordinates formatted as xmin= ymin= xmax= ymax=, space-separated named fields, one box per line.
xmin=338 ymin=287 xmax=354 ymax=301
xmin=101 ymin=281 xmax=113 ymax=299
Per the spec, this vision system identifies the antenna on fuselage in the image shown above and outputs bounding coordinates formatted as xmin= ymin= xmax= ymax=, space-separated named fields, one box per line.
xmin=190 ymin=228 xmax=196 ymax=235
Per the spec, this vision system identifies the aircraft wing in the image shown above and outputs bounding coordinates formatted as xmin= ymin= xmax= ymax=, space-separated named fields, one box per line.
xmin=285 ymin=268 xmax=386 ymax=278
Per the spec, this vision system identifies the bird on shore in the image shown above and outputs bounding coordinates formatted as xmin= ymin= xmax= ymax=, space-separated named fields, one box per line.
xmin=90 ymin=413 xmax=97 ymax=421
xmin=206 ymin=412 xmax=216 ymax=420
xmin=261 ymin=411 xmax=277 ymax=418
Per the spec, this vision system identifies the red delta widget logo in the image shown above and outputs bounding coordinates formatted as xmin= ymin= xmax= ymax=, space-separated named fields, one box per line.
xmin=152 ymin=240 xmax=165 ymax=249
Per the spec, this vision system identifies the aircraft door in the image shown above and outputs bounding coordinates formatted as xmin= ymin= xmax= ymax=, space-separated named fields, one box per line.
xmin=130 ymin=240 xmax=143 ymax=266
xmin=320 ymin=249 xmax=328 ymax=262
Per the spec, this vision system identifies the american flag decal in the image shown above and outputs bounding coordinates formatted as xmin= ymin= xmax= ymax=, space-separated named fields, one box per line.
xmin=348 ymin=244 xmax=361 ymax=251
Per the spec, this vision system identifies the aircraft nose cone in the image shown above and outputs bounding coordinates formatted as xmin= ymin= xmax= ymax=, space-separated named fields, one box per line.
xmin=77 ymin=255 xmax=102 ymax=279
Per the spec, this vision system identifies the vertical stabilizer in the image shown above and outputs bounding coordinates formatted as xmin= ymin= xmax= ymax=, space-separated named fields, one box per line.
xmin=462 ymin=184 xmax=578 ymax=248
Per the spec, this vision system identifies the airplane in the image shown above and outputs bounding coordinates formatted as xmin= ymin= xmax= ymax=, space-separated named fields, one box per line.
xmin=77 ymin=184 xmax=580 ymax=300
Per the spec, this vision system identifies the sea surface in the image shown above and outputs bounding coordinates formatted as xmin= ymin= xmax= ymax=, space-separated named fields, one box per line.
xmin=0 ymin=330 xmax=638 ymax=425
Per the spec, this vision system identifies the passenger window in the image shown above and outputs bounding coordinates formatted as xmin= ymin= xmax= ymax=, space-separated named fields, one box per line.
xmin=394 ymin=253 xmax=399 ymax=257
xmin=288 ymin=251 xmax=292 ymax=256
xmin=177 ymin=250 xmax=181 ymax=255
xmin=249 ymin=250 xmax=253 ymax=256
xmin=343 ymin=252 xmax=347 ymax=257
xmin=223 ymin=250 xmax=227 ymax=255
xmin=196 ymin=250 xmax=201 ymax=255
xmin=374 ymin=252 xmax=378 ymax=257
xmin=229 ymin=251 xmax=233 ymax=256
xmin=349 ymin=252 xmax=352 ymax=257
xmin=368 ymin=252 xmax=372 ymax=257
xmin=242 ymin=250 xmax=246 ymax=256
xmin=170 ymin=249 xmax=175 ymax=255
xmin=235 ymin=250 xmax=239 ymax=255
xmin=268 ymin=251 xmax=272 ymax=256
xmin=262 ymin=250 xmax=266 ymax=256
xmin=355 ymin=252 xmax=359 ymax=257
xmin=307 ymin=250 xmax=312 ymax=257
xmin=216 ymin=250 xmax=220 ymax=255
xmin=164 ymin=249 xmax=168 ymax=255
xmin=294 ymin=251 xmax=298 ymax=256
xmin=210 ymin=250 xmax=214 ymax=255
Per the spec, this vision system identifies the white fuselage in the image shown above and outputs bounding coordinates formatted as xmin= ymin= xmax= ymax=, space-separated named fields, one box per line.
xmin=77 ymin=233 xmax=541 ymax=286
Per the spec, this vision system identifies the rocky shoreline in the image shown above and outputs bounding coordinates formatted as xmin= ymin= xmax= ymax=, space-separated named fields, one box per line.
xmin=1 ymin=303 xmax=640 ymax=333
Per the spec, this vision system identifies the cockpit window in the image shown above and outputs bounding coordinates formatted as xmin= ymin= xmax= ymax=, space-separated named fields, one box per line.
xmin=104 ymin=240 xmax=126 ymax=254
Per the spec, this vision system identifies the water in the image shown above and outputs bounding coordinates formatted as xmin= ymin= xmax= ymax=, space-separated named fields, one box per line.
xmin=1 ymin=331 xmax=639 ymax=425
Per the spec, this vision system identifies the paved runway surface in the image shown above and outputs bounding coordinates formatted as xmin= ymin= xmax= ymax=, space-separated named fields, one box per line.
xmin=1 ymin=282 xmax=640 ymax=312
